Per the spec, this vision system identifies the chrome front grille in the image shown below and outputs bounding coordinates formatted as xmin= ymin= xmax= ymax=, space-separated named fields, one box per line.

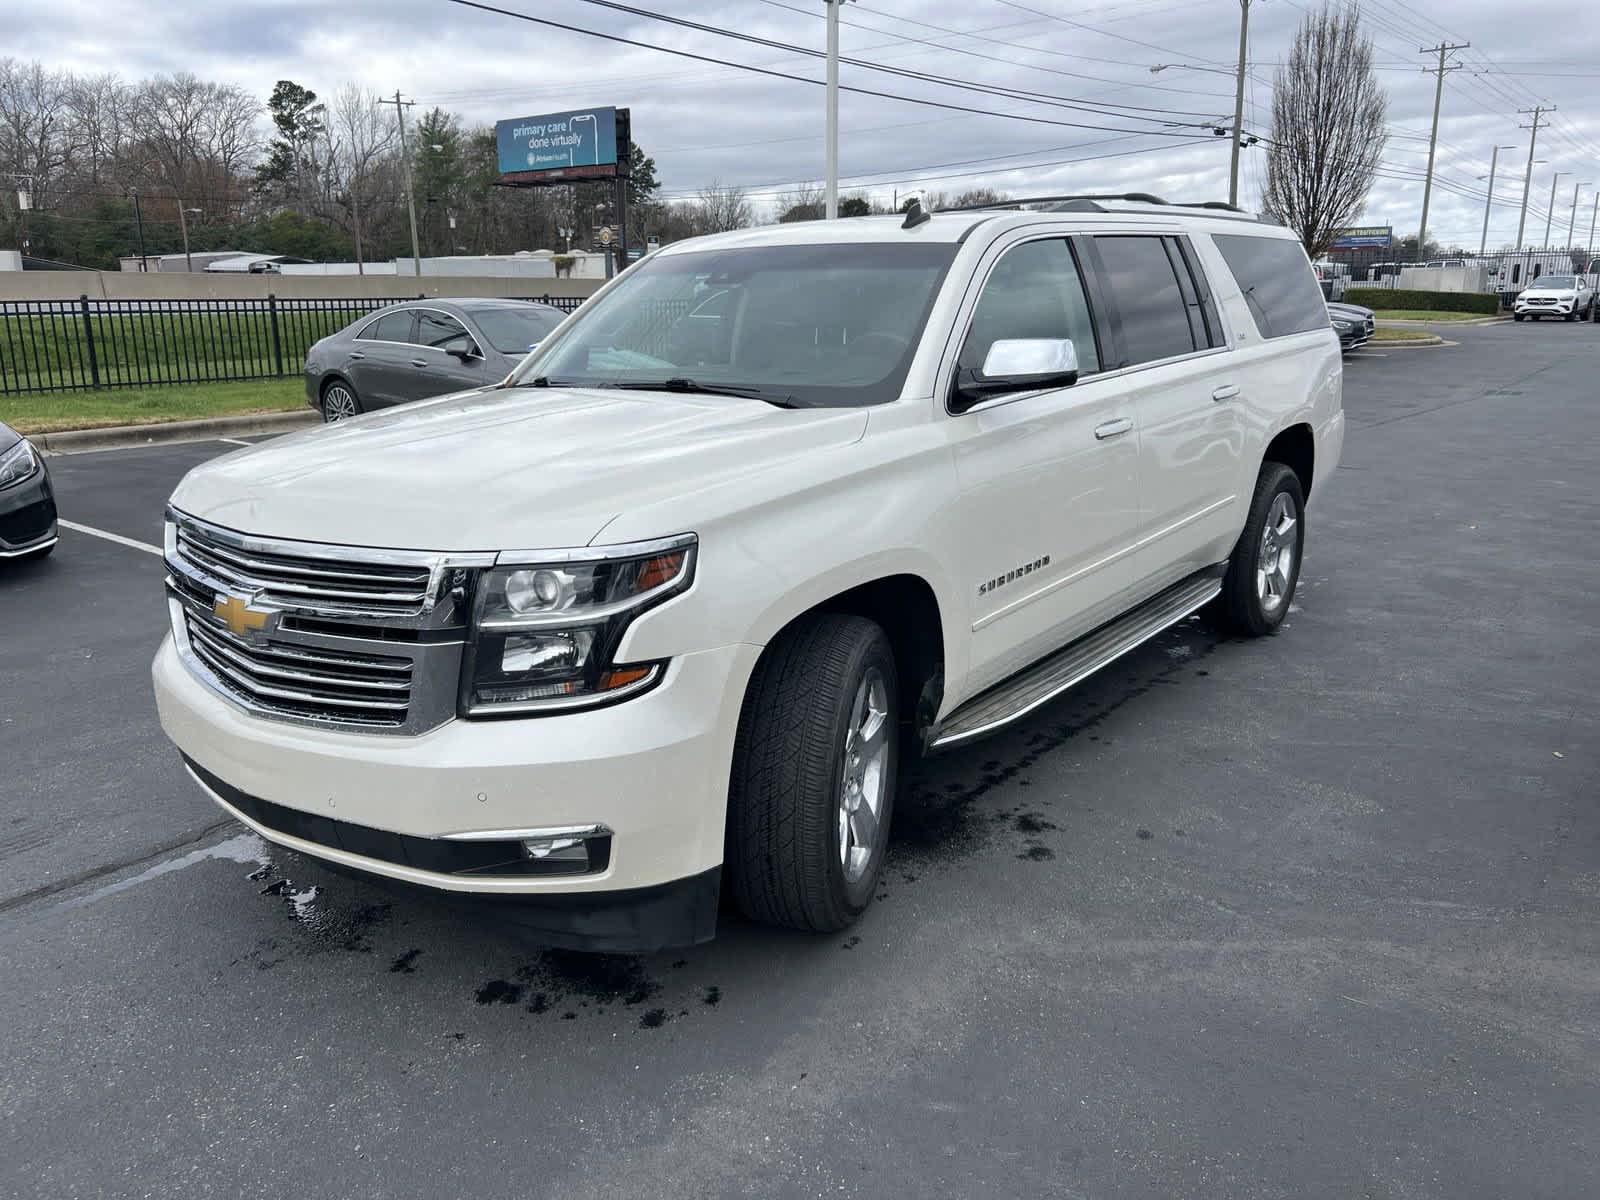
xmin=184 ymin=611 xmax=414 ymax=728
xmin=175 ymin=520 xmax=436 ymax=617
xmin=165 ymin=509 xmax=495 ymax=735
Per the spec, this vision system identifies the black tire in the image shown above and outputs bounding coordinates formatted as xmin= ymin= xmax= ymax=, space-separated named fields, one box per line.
xmin=726 ymin=613 xmax=898 ymax=933
xmin=1564 ymin=311 xmax=1577 ymax=322
xmin=1208 ymin=462 xmax=1305 ymax=638
xmin=1513 ymin=313 xmax=1525 ymax=322
xmin=320 ymin=378 xmax=362 ymax=423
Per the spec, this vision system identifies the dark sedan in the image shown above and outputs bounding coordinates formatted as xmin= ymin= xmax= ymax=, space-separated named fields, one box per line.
xmin=1327 ymin=300 xmax=1376 ymax=353
xmin=303 ymin=298 xmax=570 ymax=422
xmin=0 ymin=421 xmax=57 ymax=562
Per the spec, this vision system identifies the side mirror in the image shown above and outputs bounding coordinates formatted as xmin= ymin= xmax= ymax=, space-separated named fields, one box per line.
xmin=446 ymin=340 xmax=481 ymax=362
xmin=951 ymin=338 xmax=1079 ymax=413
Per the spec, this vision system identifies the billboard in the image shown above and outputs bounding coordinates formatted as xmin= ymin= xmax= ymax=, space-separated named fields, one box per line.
xmin=1330 ymin=225 xmax=1393 ymax=250
xmin=495 ymin=106 xmax=624 ymax=184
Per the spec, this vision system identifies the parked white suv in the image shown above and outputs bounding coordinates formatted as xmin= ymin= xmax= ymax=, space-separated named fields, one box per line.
xmin=1512 ymin=274 xmax=1593 ymax=321
xmin=153 ymin=196 xmax=1343 ymax=951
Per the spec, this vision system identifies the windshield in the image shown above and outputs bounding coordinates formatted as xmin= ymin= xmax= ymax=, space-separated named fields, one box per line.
xmin=1532 ymin=276 xmax=1576 ymax=290
xmin=474 ymin=306 xmax=564 ymax=353
xmin=511 ymin=241 xmax=957 ymax=407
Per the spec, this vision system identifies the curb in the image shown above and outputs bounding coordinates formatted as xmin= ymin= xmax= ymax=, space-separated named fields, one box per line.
xmin=1375 ymin=317 xmax=1503 ymax=327
xmin=30 ymin=409 xmax=318 ymax=455
xmin=1370 ymin=334 xmax=1448 ymax=348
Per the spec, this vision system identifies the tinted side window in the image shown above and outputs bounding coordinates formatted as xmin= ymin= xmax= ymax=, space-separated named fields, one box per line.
xmin=1092 ymin=235 xmax=1199 ymax=366
xmin=1211 ymin=234 xmax=1329 ymax=338
xmin=360 ymin=311 xmax=414 ymax=343
xmin=416 ymin=311 xmax=471 ymax=349
xmin=957 ymin=239 xmax=1100 ymax=379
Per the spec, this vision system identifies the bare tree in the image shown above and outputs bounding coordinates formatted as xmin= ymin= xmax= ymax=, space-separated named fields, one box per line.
xmin=328 ymin=84 xmax=395 ymax=272
xmin=1261 ymin=3 xmax=1387 ymax=257
xmin=692 ymin=180 xmax=752 ymax=233
xmin=0 ymin=58 xmax=73 ymax=205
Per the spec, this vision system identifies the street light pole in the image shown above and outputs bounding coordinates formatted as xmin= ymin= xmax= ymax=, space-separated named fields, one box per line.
xmin=177 ymin=201 xmax=193 ymax=272
xmin=1229 ymin=0 xmax=1250 ymax=208
xmin=1479 ymin=145 xmax=1516 ymax=257
xmin=1543 ymin=171 xmax=1569 ymax=250
xmin=1567 ymin=180 xmax=1588 ymax=251
xmin=824 ymin=0 xmax=842 ymax=219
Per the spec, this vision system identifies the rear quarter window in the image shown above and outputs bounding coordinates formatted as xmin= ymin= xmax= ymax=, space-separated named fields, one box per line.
xmin=1212 ymin=235 xmax=1329 ymax=339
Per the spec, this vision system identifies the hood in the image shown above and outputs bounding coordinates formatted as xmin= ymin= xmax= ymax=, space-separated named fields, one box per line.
xmin=1523 ymin=286 xmax=1576 ymax=295
xmin=170 ymin=385 xmax=869 ymax=551
xmin=0 ymin=421 xmax=19 ymax=452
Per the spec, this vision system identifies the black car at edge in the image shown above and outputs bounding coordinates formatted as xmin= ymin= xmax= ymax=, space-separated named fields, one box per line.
xmin=0 ymin=421 xmax=58 ymax=562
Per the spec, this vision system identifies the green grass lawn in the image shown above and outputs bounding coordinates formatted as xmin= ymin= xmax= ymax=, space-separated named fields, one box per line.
xmin=1371 ymin=309 xmax=1489 ymax=322
xmin=1370 ymin=327 xmax=1440 ymax=343
xmin=1 ymin=378 xmax=308 ymax=435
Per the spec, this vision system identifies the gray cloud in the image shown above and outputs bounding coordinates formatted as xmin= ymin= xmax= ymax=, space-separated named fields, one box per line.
xmin=10 ymin=0 xmax=1599 ymax=243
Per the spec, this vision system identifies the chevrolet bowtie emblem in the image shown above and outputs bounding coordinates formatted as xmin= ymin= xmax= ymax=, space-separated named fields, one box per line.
xmin=213 ymin=593 xmax=272 ymax=637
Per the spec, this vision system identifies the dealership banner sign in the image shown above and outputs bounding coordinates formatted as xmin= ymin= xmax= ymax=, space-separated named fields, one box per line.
xmin=1329 ymin=226 xmax=1393 ymax=250
xmin=495 ymin=106 xmax=628 ymax=184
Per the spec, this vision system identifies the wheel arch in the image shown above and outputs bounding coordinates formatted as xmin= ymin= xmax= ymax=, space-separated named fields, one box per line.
xmin=1263 ymin=421 xmax=1315 ymax=501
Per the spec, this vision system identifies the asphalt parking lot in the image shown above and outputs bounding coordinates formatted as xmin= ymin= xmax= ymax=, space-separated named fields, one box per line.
xmin=3 ymin=321 xmax=1596 ymax=1198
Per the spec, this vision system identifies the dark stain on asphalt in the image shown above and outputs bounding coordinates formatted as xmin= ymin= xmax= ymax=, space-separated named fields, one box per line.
xmin=389 ymin=948 xmax=422 ymax=974
xmin=475 ymin=979 xmax=523 ymax=1005
xmin=842 ymin=935 xmax=861 ymax=950
xmin=703 ymin=986 xmax=721 ymax=1006
xmin=526 ymin=992 xmax=551 ymax=1014
xmin=1137 ymin=829 xmax=1154 ymax=840
xmin=891 ymin=625 xmax=1223 ymax=870
xmin=639 ymin=1008 xmax=669 ymax=1029
xmin=1014 ymin=811 xmax=1058 ymax=834
xmin=1018 ymin=844 xmax=1055 ymax=861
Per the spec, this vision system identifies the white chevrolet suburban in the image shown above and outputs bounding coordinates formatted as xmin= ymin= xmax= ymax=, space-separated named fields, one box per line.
xmin=154 ymin=195 xmax=1343 ymax=951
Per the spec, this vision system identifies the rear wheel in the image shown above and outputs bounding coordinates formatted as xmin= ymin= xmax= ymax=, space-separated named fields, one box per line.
xmin=727 ymin=614 xmax=897 ymax=933
xmin=320 ymin=380 xmax=361 ymax=423
xmin=1208 ymin=462 xmax=1305 ymax=637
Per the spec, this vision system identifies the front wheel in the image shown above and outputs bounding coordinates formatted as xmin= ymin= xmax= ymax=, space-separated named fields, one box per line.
xmin=1565 ymin=311 xmax=1578 ymax=322
xmin=1208 ymin=462 xmax=1305 ymax=637
xmin=1513 ymin=312 xmax=1526 ymax=322
xmin=726 ymin=614 xmax=897 ymax=933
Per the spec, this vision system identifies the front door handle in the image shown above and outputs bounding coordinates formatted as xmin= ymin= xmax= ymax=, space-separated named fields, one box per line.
xmin=1094 ymin=417 xmax=1133 ymax=441
xmin=411 ymin=358 xmax=429 ymax=368
xmin=1212 ymin=384 xmax=1240 ymax=402
xmin=348 ymin=351 xmax=365 ymax=361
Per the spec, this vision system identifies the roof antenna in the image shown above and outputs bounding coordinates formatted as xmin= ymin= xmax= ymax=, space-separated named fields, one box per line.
xmin=901 ymin=190 xmax=932 ymax=230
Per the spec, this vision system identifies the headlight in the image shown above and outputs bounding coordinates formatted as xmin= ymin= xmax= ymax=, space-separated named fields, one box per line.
xmin=0 ymin=439 xmax=40 ymax=490
xmin=461 ymin=534 xmax=696 ymax=716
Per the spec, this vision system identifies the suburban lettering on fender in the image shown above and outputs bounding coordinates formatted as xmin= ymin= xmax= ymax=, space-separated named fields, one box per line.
xmin=978 ymin=555 xmax=1051 ymax=597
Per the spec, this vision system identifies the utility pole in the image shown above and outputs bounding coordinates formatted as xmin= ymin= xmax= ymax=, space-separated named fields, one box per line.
xmin=824 ymin=0 xmax=844 ymax=219
xmin=1543 ymin=170 xmax=1569 ymax=250
xmin=1589 ymin=193 xmax=1599 ymax=264
xmin=1479 ymin=145 xmax=1516 ymax=257
xmin=1416 ymin=41 xmax=1469 ymax=256
xmin=130 ymin=188 xmax=148 ymax=271
xmin=1229 ymin=0 xmax=1251 ymax=207
xmin=1515 ymin=105 xmax=1553 ymax=250
xmin=379 ymin=91 xmax=422 ymax=277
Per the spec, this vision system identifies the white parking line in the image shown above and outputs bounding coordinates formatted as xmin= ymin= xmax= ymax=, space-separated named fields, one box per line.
xmin=216 ymin=438 xmax=253 ymax=447
xmin=57 ymin=519 xmax=163 ymax=557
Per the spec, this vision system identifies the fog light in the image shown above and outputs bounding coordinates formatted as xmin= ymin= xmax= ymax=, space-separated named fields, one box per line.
xmin=521 ymin=835 xmax=589 ymax=863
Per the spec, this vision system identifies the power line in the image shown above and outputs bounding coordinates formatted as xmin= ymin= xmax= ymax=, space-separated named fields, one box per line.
xmin=442 ymin=0 xmax=1227 ymax=140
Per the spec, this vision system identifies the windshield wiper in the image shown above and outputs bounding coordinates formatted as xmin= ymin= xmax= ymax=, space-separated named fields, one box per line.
xmin=609 ymin=378 xmax=800 ymax=408
xmin=518 ymin=376 xmax=575 ymax=388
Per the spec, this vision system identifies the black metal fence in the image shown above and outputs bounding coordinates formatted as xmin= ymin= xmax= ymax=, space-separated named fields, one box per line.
xmin=0 ymin=294 xmax=586 ymax=395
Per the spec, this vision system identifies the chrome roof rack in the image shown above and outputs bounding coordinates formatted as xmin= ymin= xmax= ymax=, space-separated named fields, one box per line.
xmin=946 ymin=193 xmax=1272 ymax=222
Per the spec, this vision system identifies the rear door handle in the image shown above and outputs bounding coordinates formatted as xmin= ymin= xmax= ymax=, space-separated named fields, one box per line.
xmin=1094 ymin=417 xmax=1133 ymax=441
xmin=411 ymin=358 xmax=429 ymax=368
xmin=1212 ymin=384 xmax=1240 ymax=402
xmin=348 ymin=351 xmax=365 ymax=360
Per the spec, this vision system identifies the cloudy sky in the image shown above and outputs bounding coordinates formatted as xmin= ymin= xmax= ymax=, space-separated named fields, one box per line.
xmin=11 ymin=0 xmax=1600 ymax=246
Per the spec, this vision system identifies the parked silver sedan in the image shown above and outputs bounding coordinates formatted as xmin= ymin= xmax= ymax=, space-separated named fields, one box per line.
xmin=304 ymin=298 xmax=569 ymax=422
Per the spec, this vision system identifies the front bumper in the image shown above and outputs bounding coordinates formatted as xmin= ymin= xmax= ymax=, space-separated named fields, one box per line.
xmin=154 ymin=634 xmax=760 ymax=942
xmin=1514 ymin=300 xmax=1572 ymax=315
xmin=0 ymin=459 xmax=57 ymax=557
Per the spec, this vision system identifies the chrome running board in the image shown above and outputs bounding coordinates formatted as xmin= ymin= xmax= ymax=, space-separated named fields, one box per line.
xmin=929 ymin=567 xmax=1223 ymax=750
